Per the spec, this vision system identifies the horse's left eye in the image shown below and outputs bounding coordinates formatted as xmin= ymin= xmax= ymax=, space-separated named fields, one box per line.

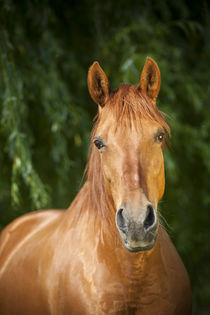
xmin=156 ymin=132 xmax=165 ymax=143
xmin=94 ymin=139 xmax=105 ymax=150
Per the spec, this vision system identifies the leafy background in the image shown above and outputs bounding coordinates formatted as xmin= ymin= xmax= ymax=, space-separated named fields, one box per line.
xmin=0 ymin=0 xmax=209 ymax=313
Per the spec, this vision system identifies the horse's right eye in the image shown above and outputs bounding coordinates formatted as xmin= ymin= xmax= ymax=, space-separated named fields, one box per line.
xmin=94 ymin=139 xmax=105 ymax=150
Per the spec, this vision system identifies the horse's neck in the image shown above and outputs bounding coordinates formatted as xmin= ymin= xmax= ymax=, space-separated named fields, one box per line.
xmin=66 ymin=178 xmax=115 ymax=229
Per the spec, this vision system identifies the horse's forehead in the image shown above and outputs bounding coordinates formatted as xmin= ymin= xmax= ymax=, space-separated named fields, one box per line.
xmin=97 ymin=115 xmax=161 ymax=141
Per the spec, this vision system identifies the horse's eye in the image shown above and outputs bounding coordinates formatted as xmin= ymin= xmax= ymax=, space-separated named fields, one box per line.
xmin=94 ymin=139 xmax=105 ymax=150
xmin=156 ymin=132 xmax=165 ymax=143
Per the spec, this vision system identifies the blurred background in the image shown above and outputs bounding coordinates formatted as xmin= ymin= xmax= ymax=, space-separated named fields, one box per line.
xmin=0 ymin=0 xmax=209 ymax=313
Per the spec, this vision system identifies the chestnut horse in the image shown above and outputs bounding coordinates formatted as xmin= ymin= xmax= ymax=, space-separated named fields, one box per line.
xmin=0 ymin=57 xmax=191 ymax=314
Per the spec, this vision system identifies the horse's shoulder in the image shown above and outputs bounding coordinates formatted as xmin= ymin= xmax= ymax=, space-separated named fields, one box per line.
xmin=1 ymin=209 xmax=63 ymax=236
xmin=157 ymin=227 xmax=192 ymax=313
xmin=0 ymin=209 xmax=64 ymax=261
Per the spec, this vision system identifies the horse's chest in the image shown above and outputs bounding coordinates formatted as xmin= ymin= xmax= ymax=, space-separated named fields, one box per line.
xmin=63 ymin=262 xmax=173 ymax=315
xmin=74 ymin=278 xmax=174 ymax=315
xmin=93 ymin=277 xmax=171 ymax=314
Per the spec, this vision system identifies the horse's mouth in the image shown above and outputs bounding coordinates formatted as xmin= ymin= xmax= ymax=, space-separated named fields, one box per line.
xmin=122 ymin=237 xmax=157 ymax=253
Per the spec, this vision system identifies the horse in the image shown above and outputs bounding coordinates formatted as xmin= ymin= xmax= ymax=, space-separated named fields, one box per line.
xmin=0 ymin=57 xmax=192 ymax=314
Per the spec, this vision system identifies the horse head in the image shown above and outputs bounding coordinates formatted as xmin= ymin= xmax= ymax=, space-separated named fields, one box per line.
xmin=87 ymin=57 xmax=169 ymax=252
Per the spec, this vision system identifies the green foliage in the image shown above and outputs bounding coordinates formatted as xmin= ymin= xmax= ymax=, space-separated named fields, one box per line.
xmin=0 ymin=1 xmax=209 ymax=313
xmin=0 ymin=31 xmax=50 ymax=209
xmin=0 ymin=1 xmax=90 ymax=224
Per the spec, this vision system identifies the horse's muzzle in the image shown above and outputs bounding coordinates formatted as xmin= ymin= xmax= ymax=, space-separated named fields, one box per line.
xmin=116 ymin=204 xmax=158 ymax=252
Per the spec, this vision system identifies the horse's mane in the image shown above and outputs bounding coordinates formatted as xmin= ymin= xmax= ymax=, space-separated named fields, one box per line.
xmin=69 ymin=84 xmax=170 ymax=228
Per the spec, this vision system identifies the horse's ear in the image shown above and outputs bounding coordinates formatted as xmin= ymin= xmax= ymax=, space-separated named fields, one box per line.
xmin=88 ymin=61 xmax=109 ymax=107
xmin=139 ymin=57 xmax=161 ymax=105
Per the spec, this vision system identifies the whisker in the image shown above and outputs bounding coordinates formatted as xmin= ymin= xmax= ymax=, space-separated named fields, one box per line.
xmin=158 ymin=210 xmax=174 ymax=236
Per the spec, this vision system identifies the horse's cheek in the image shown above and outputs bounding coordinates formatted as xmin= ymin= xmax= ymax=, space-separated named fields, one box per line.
xmin=157 ymin=162 xmax=165 ymax=200
xmin=152 ymin=154 xmax=165 ymax=201
xmin=101 ymin=159 xmax=119 ymax=202
xmin=147 ymin=151 xmax=165 ymax=203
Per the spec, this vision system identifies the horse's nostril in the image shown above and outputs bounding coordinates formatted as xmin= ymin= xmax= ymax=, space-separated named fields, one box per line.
xmin=144 ymin=205 xmax=156 ymax=230
xmin=116 ymin=208 xmax=126 ymax=229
